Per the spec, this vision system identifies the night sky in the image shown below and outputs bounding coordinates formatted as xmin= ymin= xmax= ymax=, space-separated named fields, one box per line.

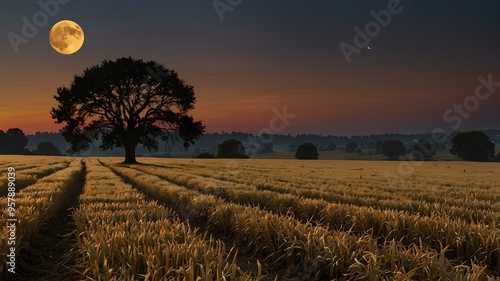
xmin=0 ymin=0 xmax=499 ymax=136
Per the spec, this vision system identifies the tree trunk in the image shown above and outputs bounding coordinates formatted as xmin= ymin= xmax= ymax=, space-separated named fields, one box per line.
xmin=124 ymin=141 xmax=138 ymax=164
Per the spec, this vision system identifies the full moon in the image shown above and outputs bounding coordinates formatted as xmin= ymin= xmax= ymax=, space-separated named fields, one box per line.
xmin=49 ymin=20 xmax=84 ymax=55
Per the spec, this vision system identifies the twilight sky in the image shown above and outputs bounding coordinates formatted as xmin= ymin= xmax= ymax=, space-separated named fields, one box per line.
xmin=0 ymin=0 xmax=499 ymax=136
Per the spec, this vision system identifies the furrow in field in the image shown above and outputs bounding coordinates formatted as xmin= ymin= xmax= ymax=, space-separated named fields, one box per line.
xmin=0 ymin=156 xmax=73 ymax=171
xmin=123 ymin=163 xmax=500 ymax=271
xmin=0 ymin=161 xmax=71 ymax=197
xmin=105 ymin=162 xmax=498 ymax=280
xmin=73 ymin=159 xmax=258 ymax=280
xmin=0 ymin=160 xmax=84 ymax=280
xmin=0 ymin=162 xmax=61 ymax=178
xmin=17 ymin=161 xmax=85 ymax=281
xmin=176 ymin=159 xmax=500 ymax=203
xmin=143 ymin=161 xmax=500 ymax=224
xmin=101 ymin=161 xmax=274 ymax=280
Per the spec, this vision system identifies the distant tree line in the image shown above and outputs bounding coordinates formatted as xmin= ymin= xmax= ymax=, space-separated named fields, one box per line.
xmin=0 ymin=128 xmax=61 ymax=156
xmin=3 ymin=129 xmax=500 ymax=162
xmin=289 ymin=131 xmax=498 ymax=162
xmin=4 ymin=128 xmax=500 ymax=158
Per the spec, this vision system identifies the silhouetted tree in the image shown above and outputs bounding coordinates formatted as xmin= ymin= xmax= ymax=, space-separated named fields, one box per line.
xmin=196 ymin=152 xmax=216 ymax=159
xmin=51 ymin=57 xmax=204 ymax=163
xmin=0 ymin=130 xmax=7 ymax=154
xmin=495 ymin=152 xmax=500 ymax=162
xmin=218 ymin=139 xmax=248 ymax=158
xmin=412 ymin=139 xmax=436 ymax=160
xmin=257 ymin=143 xmax=274 ymax=154
xmin=382 ymin=140 xmax=405 ymax=160
xmin=450 ymin=131 xmax=495 ymax=162
xmin=0 ymin=128 xmax=28 ymax=154
xmin=345 ymin=141 xmax=358 ymax=153
xmin=33 ymin=141 xmax=62 ymax=156
xmin=295 ymin=143 xmax=319 ymax=159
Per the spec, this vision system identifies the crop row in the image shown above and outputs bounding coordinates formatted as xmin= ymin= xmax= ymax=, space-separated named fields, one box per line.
xmin=0 ymin=156 xmax=72 ymax=172
xmin=124 ymin=163 xmax=500 ymax=270
xmin=149 ymin=160 xmax=500 ymax=222
xmin=0 ymin=160 xmax=83 ymax=279
xmin=106 ymin=162 xmax=498 ymax=280
xmin=0 ymin=161 xmax=71 ymax=197
xmin=73 ymin=159 xmax=257 ymax=280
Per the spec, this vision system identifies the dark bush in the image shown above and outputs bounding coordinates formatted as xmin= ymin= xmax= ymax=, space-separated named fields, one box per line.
xmin=345 ymin=141 xmax=358 ymax=153
xmin=218 ymin=139 xmax=249 ymax=158
xmin=33 ymin=141 xmax=61 ymax=156
xmin=382 ymin=140 xmax=405 ymax=160
xmin=450 ymin=131 xmax=495 ymax=162
xmin=295 ymin=143 xmax=319 ymax=160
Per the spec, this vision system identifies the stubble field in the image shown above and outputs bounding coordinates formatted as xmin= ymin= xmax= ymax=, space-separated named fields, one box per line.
xmin=1 ymin=155 xmax=499 ymax=280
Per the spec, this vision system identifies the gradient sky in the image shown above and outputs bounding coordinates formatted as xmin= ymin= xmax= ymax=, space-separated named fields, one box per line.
xmin=0 ymin=0 xmax=499 ymax=136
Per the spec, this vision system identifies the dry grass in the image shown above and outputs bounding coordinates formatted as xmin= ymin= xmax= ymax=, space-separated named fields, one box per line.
xmin=73 ymin=159 xmax=259 ymax=280
xmin=104 ymin=158 xmax=500 ymax=280
xmin=0 ymin=159 xmax=82 ymax=279
xmin=0 ymin=159 xmax=71 ymax=197
xmin=1 ymin=155 xmax=498 ymax=280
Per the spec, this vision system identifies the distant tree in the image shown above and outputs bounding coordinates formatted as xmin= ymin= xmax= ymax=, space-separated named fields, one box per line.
xmin=0 ymin=128 xmax=28 ymax=154
xmin=450 ymin=131 xmax=495 ymax=162
xmin=33 ymin=141 xmax=62 ymax=156
xmin=382 ymin=140 xmax=405 ymax=160
xmin=295 ymin=143 xmax=319 ymax=160
xmin=218 ymin=139 xmax=248 ymax=158
xmin=257 ymin=143 xmax=274 ymax=154
xmin=0 ymin=131 xmax=6 ymax=154
xmin=324 ymin=142 xmax=337 ymax=151
xmin=196 ymin=152 xmax=216 ymax=159
xmin=495 ymin=152 xmax=500 ymax=162
xmin=345 ymin=141 xmax=358 ymax=153
xmin=51 ymin=57 xmax=204 ymax=163
xmin=288 ymin=142 xmax=297 ymax=152
xmin=412 ymin=139 xmax=436 ymax=160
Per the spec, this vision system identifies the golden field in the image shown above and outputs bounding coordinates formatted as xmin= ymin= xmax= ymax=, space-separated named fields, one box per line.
xmin=1 ymin=155 xmax=499 ymax=280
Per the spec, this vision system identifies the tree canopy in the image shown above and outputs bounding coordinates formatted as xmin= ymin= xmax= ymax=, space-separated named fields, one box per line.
xmin=218 ymin=139 xmax=249 ymax=158
xmin=382 ymin=140 xmax=405 ymax=160
xmin=450 ymin=131 xmax=495 ymax=162
xmin=51 ymin=57 xmax=204 ymax=163
xmin=345 ymin=141 xmax=358 ymax=153
xmin=33 ymin=141 xmax=62 ymax=156
xmin=295 ymin=143 xmax=319 ymax=160
xmin=0 ymin=128 xmax=28 ymax=154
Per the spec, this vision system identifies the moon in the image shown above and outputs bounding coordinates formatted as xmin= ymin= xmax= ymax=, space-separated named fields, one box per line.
xmin=49 ymin=20 xmax=84 ymax=55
